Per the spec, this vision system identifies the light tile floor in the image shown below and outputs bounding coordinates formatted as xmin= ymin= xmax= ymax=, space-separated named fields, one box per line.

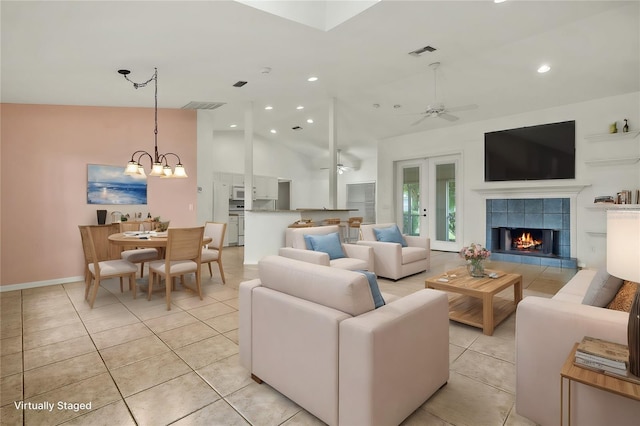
xmin=0 ymin=248 xmax=575 ymax=425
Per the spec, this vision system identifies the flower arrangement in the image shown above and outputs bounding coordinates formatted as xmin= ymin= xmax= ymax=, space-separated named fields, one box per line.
xmin=459 ymin=243 xmax=491 ymax=277
xmin=459 ymin=243 xmax=491 ymax=261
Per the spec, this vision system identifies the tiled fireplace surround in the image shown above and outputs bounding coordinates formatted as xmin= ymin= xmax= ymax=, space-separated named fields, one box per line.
xmin=486 ymin=197 xmax=577 ymax=269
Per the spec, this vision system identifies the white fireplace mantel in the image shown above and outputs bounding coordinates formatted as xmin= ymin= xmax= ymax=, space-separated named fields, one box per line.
xmin=472 ymin=181 xmax=591 ymax=198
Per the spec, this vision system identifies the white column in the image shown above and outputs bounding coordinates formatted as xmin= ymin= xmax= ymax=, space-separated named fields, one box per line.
xmin=329 ymin=97 xmax=337 ymax=209
xmin=244 ymin=102 xmax=254 ymax=211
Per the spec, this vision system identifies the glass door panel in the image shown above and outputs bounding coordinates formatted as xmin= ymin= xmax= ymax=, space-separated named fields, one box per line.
xmin=429 ymin=155 xmax=461 ymax=251
xmin=397 ymin=160 xmax=428 ymax=237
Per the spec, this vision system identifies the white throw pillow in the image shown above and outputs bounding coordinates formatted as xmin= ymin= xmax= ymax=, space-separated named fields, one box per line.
xmin=582 ymin=269 xmax=624 ymax=307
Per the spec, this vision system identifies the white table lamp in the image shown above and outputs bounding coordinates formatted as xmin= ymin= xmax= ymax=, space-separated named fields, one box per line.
xmin=607 ymin=210 xmax=640 ymax=376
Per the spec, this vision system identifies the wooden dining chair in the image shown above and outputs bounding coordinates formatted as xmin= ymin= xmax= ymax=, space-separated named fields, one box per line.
xmin=119 ymin=222 xmax=160 ymax=278
xmin=79 ymin=225 xmax=138 ymax=308
xmin=82 ymin=223 xmax=128 ymax=293
xmin=148 ymin=226 xmax=205 ymax=310
xmin=201 ymin=222 xmax=227 ymax=283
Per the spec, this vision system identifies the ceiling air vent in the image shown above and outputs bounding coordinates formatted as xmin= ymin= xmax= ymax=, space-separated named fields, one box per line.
xmin=181 ymin=101 xmax=226 ymax=110
xmin=408 ymin=45 xmax=437 ymax=57
xmin=233 ymin=81 xmax=248 ymax=87
xmin=292 ymin=126 xmax=303 ymax=131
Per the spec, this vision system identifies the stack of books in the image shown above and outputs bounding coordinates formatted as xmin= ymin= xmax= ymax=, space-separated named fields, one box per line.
xmin=575 ymin=336 xmax=628 ymax=375
xmin=594 ymin=196 xmax=615 ymax=204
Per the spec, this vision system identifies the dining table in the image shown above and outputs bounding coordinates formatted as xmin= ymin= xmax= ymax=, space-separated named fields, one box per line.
xmin=108 ymin=231 xmax=213 ymax=295
xmin=108 ymin=231 xmax=213 ymax=270
xmin=108 ymin=231 xmax=212 ymax=253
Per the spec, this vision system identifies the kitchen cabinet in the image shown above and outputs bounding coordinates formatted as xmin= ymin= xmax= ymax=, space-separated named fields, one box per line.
xmin=232 ymin=174 xmax=244 ymax=187
xmin=254 ymin=175 xmax=278 ymax=200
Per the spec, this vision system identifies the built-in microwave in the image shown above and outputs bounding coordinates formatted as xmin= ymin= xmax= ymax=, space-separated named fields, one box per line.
xmin=232 ymin=186 xmax=245 ymax=200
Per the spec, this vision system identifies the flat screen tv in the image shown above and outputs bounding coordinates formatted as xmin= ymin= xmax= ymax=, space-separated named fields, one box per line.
xmin=484 ymin=120 xmax=575 ymax=182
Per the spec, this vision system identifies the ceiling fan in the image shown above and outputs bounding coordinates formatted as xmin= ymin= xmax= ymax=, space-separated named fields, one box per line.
xmin=321 ymin=149 xmax=354 ymax=174
xmin=409 ymin=62 xmax=478 ymax=126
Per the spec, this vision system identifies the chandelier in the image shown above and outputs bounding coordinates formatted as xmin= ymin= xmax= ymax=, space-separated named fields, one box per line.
xmin=118 ymin=67 xmax=187 ymax=178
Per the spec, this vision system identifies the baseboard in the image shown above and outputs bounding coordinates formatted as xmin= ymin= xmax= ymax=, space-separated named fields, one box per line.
xmin=0 ymin=276 xmax=84 ymax=292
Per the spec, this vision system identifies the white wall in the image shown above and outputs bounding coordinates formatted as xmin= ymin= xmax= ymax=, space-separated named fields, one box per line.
xmin=197 ymin=110 xmax=326 ymax=222
xmin=378 ymin=92 xmax=640 ymax=268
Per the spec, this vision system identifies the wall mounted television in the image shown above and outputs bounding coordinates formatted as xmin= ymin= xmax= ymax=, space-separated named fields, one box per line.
xmin=484 ymin=120 xmax=575 ymax=182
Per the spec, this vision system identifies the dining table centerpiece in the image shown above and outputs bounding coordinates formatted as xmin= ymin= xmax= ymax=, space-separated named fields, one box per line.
xmin=460 ymin=243 xmax=491 ymax=278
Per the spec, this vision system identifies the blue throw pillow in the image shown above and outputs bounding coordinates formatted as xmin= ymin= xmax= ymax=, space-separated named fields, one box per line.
xmin=305 ymin=232 xmax=345 ymax=260
xmin=357 ymin=270 xmax=385 ymax=309
xmin=373 ymin=225 xmax=407 ymax=247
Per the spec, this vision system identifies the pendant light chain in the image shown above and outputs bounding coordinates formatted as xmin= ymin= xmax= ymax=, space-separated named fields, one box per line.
xmin=120 ymin=67 xmax=188 ymax=178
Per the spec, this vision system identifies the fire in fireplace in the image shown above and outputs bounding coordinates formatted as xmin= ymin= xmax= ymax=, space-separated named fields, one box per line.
xmin=491 ymin=227 xmax=559 ymax=257
xmin=512 ymin=231 xmax=543 ymax=251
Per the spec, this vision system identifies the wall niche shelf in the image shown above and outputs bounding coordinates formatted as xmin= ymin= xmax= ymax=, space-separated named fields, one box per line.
xmin=585 ymin=230 xmax=606 ymax=237
xmin=584 ymin=130 xmax=640 ymax=142
xmin=584 ymin=156 xmax=640 ymax=167
xmin=585 ymin=204 xmax=640 ymax=211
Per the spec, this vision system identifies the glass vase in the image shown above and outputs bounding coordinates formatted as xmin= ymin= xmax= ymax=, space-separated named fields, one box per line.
xmin=467 ymin=259 xmax=485 ymax=278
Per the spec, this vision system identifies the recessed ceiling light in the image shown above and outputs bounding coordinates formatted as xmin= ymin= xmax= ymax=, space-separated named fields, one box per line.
xmin=393 ymin=104 xmax=402 ymax=109
xmin=264 ymin=105 xmax=273 ymax=110
xmin=229 ymin=124 xmax=237 ymax=128
xmin=306 ymin=118 xmax=314 ymax=124
xmin=537 ymin=64 xmax=551 ymax=73
xmin=270 ymin=129 xmax=277 ymax=134
xmin=296 ymin=105 xmax=304 ymax=110
xmin=307 ymin=76 xmax=318 ymax=82
xmin=494 ymin=0 xmax=507 ymax=3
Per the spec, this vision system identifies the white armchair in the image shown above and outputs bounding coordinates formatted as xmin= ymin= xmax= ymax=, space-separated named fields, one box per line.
xmin=357 ymin=223 xmax=430 ymax=280
xmin=240 ymin=255 xmax=449 ymax=426
xmin=280 ymin=225 xmax=373 ymax=272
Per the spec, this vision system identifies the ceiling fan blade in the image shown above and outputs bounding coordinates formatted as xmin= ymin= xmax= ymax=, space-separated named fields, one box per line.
xmin=446 ymin=104 xmax=478 ymax=113
xmin=438 ymin=113 xmax=459 ymax=122
xmin=410 ymin=115 xmax=430 ymax=126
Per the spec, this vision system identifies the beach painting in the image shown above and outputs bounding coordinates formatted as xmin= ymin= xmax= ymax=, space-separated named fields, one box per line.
xmin=87 ymin=164 xmax=147 ymax=205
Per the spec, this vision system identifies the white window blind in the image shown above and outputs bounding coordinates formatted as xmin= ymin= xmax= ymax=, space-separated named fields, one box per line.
xmin=346 ymin=182 xmax=376 ymax=223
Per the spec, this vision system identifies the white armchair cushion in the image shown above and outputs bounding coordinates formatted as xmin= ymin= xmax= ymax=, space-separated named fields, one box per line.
xmin=258 ymin=255 xmax=375 ymax=316
xmin=402 ymin=246 xmax=428 ymax=264
xmin=329 ymin=257 xmax=368 ymax=270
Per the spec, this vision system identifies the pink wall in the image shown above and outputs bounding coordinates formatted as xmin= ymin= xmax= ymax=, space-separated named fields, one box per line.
xmin=1 ymin=104 xmax=198 ymax=287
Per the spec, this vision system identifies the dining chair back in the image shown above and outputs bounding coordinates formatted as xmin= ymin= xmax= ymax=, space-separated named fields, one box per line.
xmin=89 ymin=223 xmax=121 ymax=261
xmin=201 ymin=222 xmax=227 ymax=283
xmin=119 ymin=222 xmax=160 ymax=278
xmin=148 ymin=226 xmax=205 ymax=310
xmin=79 ymin=225 xmax=138 ymax=308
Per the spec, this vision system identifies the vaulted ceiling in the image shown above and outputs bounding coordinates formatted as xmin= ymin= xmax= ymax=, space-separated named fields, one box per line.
xmin=2 ymin=1 xmax=639 ymax=161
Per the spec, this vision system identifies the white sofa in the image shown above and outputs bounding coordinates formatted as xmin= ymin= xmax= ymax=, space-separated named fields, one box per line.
xmin=280 ymin=224 xmax=374 ymax=271
xmin=357 ymin=223 xmax=430 ymax=280
xmin=240 ymin=255 xmax=449 ymax=426
xmin=516 ymin=269 xmax=640 ymax=426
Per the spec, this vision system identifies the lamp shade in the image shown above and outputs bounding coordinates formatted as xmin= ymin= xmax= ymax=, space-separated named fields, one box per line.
xmin=607 ymin=209 xmax=640 ymax=377
xmin=607 ymin=210 xmax=640 ymax=282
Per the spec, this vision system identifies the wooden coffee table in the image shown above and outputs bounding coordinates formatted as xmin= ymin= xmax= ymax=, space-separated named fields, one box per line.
xmin=425 ymin=267 xmax=523 ymax=335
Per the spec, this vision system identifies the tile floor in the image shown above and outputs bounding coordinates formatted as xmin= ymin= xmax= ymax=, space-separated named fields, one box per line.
xmin=0 ymin=248 xmax=576 ymax=426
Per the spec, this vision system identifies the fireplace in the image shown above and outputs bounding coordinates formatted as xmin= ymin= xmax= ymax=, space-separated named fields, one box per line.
xmin=485 ymin=197 xmax=576 ymax=268
xmin=490 ymin=227 xmax=560 ymax=257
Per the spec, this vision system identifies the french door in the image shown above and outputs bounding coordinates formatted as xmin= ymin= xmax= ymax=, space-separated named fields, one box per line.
xmin=396 ymin=155 xmax=461 ymax=251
